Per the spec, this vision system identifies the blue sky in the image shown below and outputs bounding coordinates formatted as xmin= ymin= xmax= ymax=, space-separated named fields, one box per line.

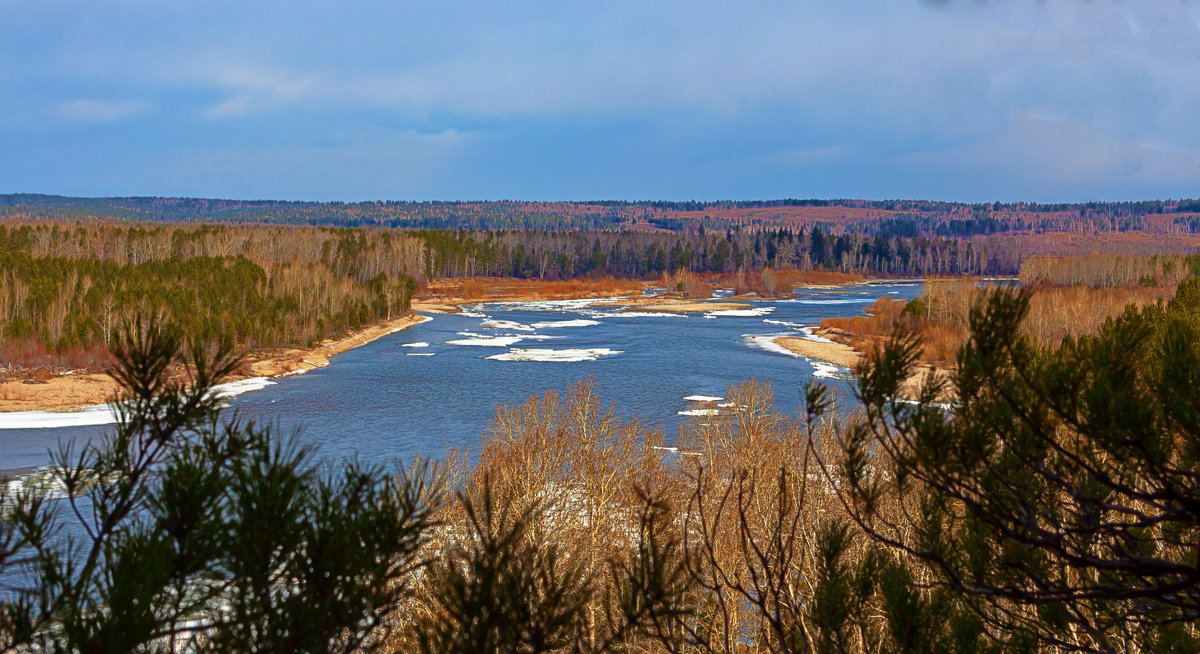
xmin=2 ymin=1 xmax=1198 ymax=202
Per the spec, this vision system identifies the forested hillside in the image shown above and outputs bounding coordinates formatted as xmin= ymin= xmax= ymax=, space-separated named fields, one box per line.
xmin=0 ymin=223 xmax=420 ymax=371
xmin=5 ymin=213 xmax=1200 ymax=375
xmin=6 ymin=194 xmax=1200 ymax=236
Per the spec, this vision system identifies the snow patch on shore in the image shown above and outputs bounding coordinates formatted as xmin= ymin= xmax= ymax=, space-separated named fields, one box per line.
xmin=742 ymin=334 xmax=804 ymax=358
xmin=0 ymin=404 xmax=120 ymax=430
xmin=799 ymin=328 xmax=835 ymax=343
xmin=678 ymin=408 xmax=720 ymax=416
xmin=210 ymin=377 xmax=276 ymax=399
xmin=391 ymin=315 xmax=432 ymax=333
xmin=0 ymin=377 xmax=275 ymax=430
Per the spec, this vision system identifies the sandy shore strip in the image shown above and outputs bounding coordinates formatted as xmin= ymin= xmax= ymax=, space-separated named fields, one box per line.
xmin=771 ymin=332 xmax=954 ymax=401
xmin=0 ymin=313 xmax=431 ymax=415
xmin=771 ymin=335 xmax=863 ymax=369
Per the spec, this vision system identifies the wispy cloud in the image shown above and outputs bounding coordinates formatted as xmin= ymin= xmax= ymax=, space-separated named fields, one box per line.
xmin=4 ymin=2 xmax=1200 ymax=199
xmin=57 ymin=99 xmax=147 ymax=123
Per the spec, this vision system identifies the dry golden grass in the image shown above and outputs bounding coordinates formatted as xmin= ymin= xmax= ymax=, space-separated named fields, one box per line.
xmin=390 ymin=377 xmax=889 ymax=653
xmin=820 ymin=274 xmax=1177 ymax=368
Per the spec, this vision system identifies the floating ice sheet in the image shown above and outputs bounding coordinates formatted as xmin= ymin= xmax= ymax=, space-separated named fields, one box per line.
xmin=486 ymin=348 xmax=623 ymax=362
xmin=481 ymin=319 xmax=534 ymax=331
xmin=446 ymin=336 xmax=525 ymax=347
xmin=703 ymin=307 xmax=775 ymax=318
xmin=530 ymin=319 xmax=600 ymax=328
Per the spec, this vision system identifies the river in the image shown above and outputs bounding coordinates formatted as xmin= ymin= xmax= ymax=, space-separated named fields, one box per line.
xmin=0 ymin=282 xmax=920 ymax=470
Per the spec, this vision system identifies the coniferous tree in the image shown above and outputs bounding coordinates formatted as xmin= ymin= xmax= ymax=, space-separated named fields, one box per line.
xmin=837 ymin=282 xmax=1200 ymax=652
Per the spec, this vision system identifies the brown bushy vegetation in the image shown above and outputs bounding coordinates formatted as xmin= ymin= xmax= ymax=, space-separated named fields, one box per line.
xmin=383 ymin=377 xmax=914 ymax=652
xmin=823 ymin=262 xmax=1183 ymax=367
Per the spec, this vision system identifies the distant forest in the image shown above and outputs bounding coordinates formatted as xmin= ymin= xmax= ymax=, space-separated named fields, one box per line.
xmin=5 ymin=190 xmax=1200 ymax=370
xmin=5 ymin=193 xmax=1200 ymax=236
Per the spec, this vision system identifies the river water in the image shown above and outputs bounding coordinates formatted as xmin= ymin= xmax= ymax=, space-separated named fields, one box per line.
xmin=0 ymin=283 xmax=920 ymax=470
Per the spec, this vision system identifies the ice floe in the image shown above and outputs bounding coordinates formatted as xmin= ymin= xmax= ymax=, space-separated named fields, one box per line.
xmin=789 ymin=298 xmax=875 ymax=305
xmin=407 ymin=352 xmax=436 ymax=356
xmin=810 ymin=360 xmax=845 ymax=379
xmin=446 ymin=335 xmax=525 ymax=347
xmin=486 ymin=348 xmax=623 ymax=362
xmin=530 ymin=319 xmax=600 ymax=328
xmin=481 ymin=319 xmax=534 ymax=331
xmin=703 ymin=307 xmax=775 ymax=318
xmin=762 ymin=318 xmax=805 ymax=329
xmin=652 ymin=445 xmax=702 ymax=456
xmin=683 ymin=395 xmax=723 ymax=402
xmin=484 ymin=298 xmax=607 ymax=312
xmin=391 ymin=315 xmax=432 ymax=332
xmin=401 ymin=342 xmax=430 ymax=348
xmin=588 ymin=311 xmax=686 ymax=319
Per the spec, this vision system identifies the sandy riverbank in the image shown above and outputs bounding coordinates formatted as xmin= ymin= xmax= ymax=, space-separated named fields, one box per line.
xmin=771 ymin=329 xmax=954 ymax=401
xmin=772 ymin=335 xmax=863 ymax=369
xmin=0 ymin=313 xmax=431 ymax=414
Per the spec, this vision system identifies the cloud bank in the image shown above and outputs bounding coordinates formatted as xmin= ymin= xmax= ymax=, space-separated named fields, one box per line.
xmin=1 ymin=1 xmax=1197 ymax=201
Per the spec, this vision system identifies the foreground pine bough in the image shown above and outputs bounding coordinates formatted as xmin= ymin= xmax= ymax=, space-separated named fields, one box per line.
xmin=2 ymin=284 xmax=1199 ymax=652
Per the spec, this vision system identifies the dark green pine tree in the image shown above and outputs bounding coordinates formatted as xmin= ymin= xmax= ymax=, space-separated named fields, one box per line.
xmin=0 ymin=319 xmax=442 ymax=653
xmin=840 ymin=281 xmax=1200 ymax=653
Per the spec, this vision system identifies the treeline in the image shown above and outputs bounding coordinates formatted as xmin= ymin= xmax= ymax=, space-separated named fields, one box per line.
xmin=4 ymin=216 xmax=1195 ymax=372
xmin=418 ymin=227 xmax=1003 ymax=278
xmin=7 ymin=193 xmax=1200 ymax=238
xmin=0 ymin=222 xmax=421 ymax=370
xmin=1020 ymin=253 xmax=1200 ymax=288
